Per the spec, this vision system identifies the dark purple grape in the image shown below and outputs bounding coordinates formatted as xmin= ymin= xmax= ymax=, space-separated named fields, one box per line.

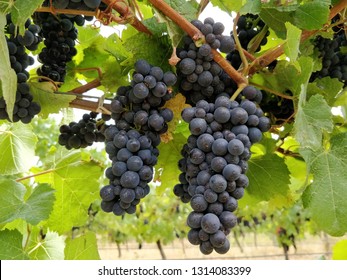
xmin=201 ymin=213 xmax=220 ymax=234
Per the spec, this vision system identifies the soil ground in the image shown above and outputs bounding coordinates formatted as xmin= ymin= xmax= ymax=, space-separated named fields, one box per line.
xmin=98 ymin=233 xmax=342 ymax=260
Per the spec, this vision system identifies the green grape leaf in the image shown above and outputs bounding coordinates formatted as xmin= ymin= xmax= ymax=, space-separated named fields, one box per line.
xmin=29 ymin=82 xmax=76 ymax=119
xmin=210 ymin=0 xmax=244 ymax=13
xmin=143 ymin=17 xmax=168 ymax=37
xmin=75 ymin=25 xmax=103 ymax=57
xmin=8 ymin=0 xmax=44 ymax=34
xmin=155 ymin=11 xmax=185 ymax=48
xmin=164 ymin=0 xmax=199 ymax=22
xmin=123 ymin=33 xmax=171 ymax=71
xmin=100 ymin=57 xmax=129 ymax=92
xmin=284 ymin=22 xmax=301 ymax=62
xmin=307 ymin=77 xmax=345 ymax=107
xmin=154 ymin=132 xmax=187 ymax=195
xmin=247 ymin=150 xmax=291 ymax=201
xmin=0 ymin=179 xmax=55 ymax=225
xmin=334 ymin=89 xmax=347 ymax=108
xmin=260 ymin=0 xmax=300 ymax=12
xmin=32 ymin=149 xmax=103 ymax=234
xmin=0 ymin=13 xmax=17 ymax=121
xmin=294 ymin=94 xmax=333 ymax=150
xmin=73 ymin=45 xmax=110 ymax=79
xmin=332 ymin=240 xmax=347 ymax=260
xmin=240 ymin=0 xmax=261 ymax=14
xmin=0 ymin=229 xmax=29 ymax=260
xmin=103 ymin=33 xmax=132 ymax=63
xmin=293 ymin=2 xmax=329 ymax=30
xmin=284 ymin=156 xmax=307 ymax=195
xmin=73 ymin=35 xmax=130 ymax=92
xmin=27 ymin=230 xmax=65 ymax=260
xmin=302 ymin=133 xmax=347 ymax=236
xmin=64 ymin=232 xmax=100 ymax=260
xmin=153 ymin=0 xmax=198 ymax=48
xmin=259 ymin=8 xmax=294 ymax=39
xmin=0 ymin=1 xmax=13 ymax=13
xmin=251 ymin=56 xmax=313 ymax=97
xmin=0 ymin=122 xmax=37 ymax=175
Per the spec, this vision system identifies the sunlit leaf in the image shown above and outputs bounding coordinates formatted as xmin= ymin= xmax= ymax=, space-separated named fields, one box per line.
xmin=0 ymin=123 xmax=37 ymax=175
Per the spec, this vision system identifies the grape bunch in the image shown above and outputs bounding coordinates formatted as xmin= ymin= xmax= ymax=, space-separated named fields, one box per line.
xmin=33 ymin=12 xmax=79 ymax=83
xmin=58 ymin=111 xmax=107 ymax=149
xmin=176 ymin=18 xmax=236 ymax=105
xmin=235 ymin=14 xmax=268 ymax=51
xmin=259 ymin=90 xmax=294 ymax=124
xmin=41 ymin=0 xmax=107 ymax=25
xmin=0 ymin=15 xmax=41 ymax=123
xmin=100 ymin=127 xmax=159 ymax=215
xmin=310 ymin=33 xmax=347 ymax=86
xmin=100 ymin=59 xmax=177 ymax=216
xmin=5 ymin=14 xmax=43 ymax=51
xmin=227 ymin=14 xmax=269 ymax=69
xmin=48 ymin=0 xmax=102 ymax=10
xmin=174 ymin=87 xmax=270 ymax=254
xmin=191 ymin=18 xmax=235 ymax=53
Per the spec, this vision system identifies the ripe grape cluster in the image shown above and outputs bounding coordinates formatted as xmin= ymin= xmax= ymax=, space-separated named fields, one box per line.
xmin=174 ymin=86 xmax=270 ymax=254
xmin=48 ymin=0 xmax=102 ymax=10
xmin=58 ymin=111 xmax=107 ymax=149
xmin=176 ymin=18 xmax=236 ymax=105
xmin=310 ymin=33 xmax=347 ymax=85
xmin=42 ymin=0 xmax=107 ymax=25
xmin=259 ymin=90 xmax=294 ymax=124
xmin=100 ymin=60 xmax=177 ymax=216
xmin=191 ymin=18 xmax=235 ymax=53
xmin=227 ymin=14 xmax=269 ymax=69
xmin=0 ymin=15 xmax=41 ymax=123
xmin=33 ymin=12 xmax=79 ymax=83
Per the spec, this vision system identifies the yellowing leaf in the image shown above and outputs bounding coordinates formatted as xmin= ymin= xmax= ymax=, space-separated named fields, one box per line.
xmin=161 ymin=93 xmax=190 ymax=143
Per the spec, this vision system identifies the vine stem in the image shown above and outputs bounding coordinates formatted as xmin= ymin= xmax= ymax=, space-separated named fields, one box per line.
xmin=71 ymin=78 xmax=101 ymax=94
xmin=233 ymin=13 xmax=249 ymax=74
xmin=36 ymin=1 xmax=152 ymax=35
xmin=230 ymin=83 xmax=247 ymax=101
xmin=23 ymin=224 xmax=32 ymax=251
xmin=29 ymin=76 xmax=60 ymax=91
xmin=35 ymin=7 xmax=97 ymax=16
xmin=249 ymin=43 xmax=285 ymax=75
xmin=198 ymin=0 xmax=210 ymax=15
xmin=329 ymin=0 xmax=347 ymax=20
xmin=70 ymin=98 xmax=111 ymax=113
xmin=242 ymin=49 xmax=256 ymax=62
xmin=249 ymin=81 xmax=295 ymax=100
xmin=148 ymin=0 xmax=248 ymax=86
xmin=101 ymin=0 xmax=152 ymax=35
xmin=211 ymin=49 xmax=248 ymax=86
xmin=16 ymin=169 xmax=56 ymax=182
